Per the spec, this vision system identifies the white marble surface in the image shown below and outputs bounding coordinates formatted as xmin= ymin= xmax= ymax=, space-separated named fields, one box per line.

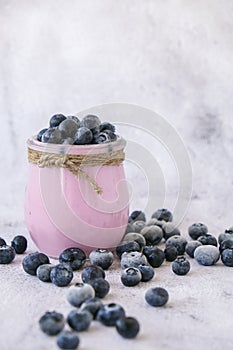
xmin=0 ymin=1 xmax=233 ymax=350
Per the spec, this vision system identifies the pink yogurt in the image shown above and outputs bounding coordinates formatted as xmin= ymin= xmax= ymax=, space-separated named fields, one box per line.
xmin=25 ymin=136 xmax=129 ymax=258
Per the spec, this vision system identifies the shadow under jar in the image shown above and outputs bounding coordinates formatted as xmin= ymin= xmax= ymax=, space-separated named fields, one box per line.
xmin=25 ymin=136 xmax=129 ymax=258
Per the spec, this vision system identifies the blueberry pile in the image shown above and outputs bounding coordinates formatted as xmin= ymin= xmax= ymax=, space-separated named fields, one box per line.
xmin=37 ymin=114 xmax=117 ymax=145
xmin=0 ymin=235 xmax=27 ymax=264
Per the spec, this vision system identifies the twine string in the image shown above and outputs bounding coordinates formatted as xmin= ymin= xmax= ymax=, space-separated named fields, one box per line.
xmin=28 ymin=147 xmax=125 ymax=195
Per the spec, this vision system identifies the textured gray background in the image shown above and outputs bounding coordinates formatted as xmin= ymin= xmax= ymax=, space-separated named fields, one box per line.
xmin=1 ymin=1 xmax=233 ymax=350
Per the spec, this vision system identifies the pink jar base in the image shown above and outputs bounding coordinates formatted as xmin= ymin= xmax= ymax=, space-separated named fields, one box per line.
xmin=25 ymin=137 xmax=129 ymax=258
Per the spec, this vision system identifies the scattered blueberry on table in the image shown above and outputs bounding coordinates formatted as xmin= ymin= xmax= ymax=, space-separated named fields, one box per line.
xmin=67 ymin=309 xmax=93 ymax=332
xmin=145 ymin=287 xmax=169 ymax=307
xmin=57 ymin=331 xmax=80 ymax=350
xmin=172 ymin=256 xmax=191 ymax=275
xmin=50 ymin=263 xmax=74 ymax=287
xmin=115 ymin=316 xmax=140 ymax=339
xmin=121 ymin=267 xmax=142 ymax=287
xmin=96 ymin=303 xmax=126 ymax=327
xmin=89 ymin=249 xmax=114 ymax=270
xmin=39 ymin=311 xmax=65 ymax=336
xmin=0 ymin=245 xmax=16 ymax=264
xmin=11 ymin=235 xmax=27 ymax=254
xmin=67 ymin=283 xmax=95 ymax=307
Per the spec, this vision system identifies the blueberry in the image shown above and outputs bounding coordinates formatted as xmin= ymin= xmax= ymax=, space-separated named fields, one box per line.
xmin=11 ymin=235 xmax=27 ymax=254
xmin=49 ymin=114 xmax=66 ymax=128
xmin=80 ymin=115 xmax=101 ymax=133
xmin=188 ymin=223 xmax=208 ymax=240
xmin=143 ymin=246 xmax=165 ymax=268
xmin=137 ymin=264 xmax=155 ymax=282
xmin=42 ymin=127 xmax=63 ymax=144
xmin=89 ymin=249 xmax=114 ymax=270
xmin=121 ymin=251 xmax=148 ymax=269
xmin=194 ymin=245 xmax=220 ymax=266
xmin=59 ymin=248 xmax=86 ymax=271
xmin=50 ymin=263 xmax=73 ymax=287
xmin=197 ymin=234 xmax=218 ymax=247
xmin=99 ymin=122 xmax=116 ymax=133
xmin=128 ymin=210 xmax=146 ymax=223
xmin=218 ymin=232 xmax=233 ymax=244
xmin=185 ymin=241 xmax=202 ymax=258
xmin=81 ymin=265 xmax=105 ymax=283
xmin=219 ymin=238 xmax=233 ymax=253
xmin=57 ymin=331 xmax=80 ymax=350
xmin=140 ymin=226 xmax=163 ymax=245
xmin=0 ymin=245 xmax=16 ymax=264
xmin=94 ymin=132 xmax=112 ymax=144
xmin=66 ymin=115 xmax=80 ymax=125
xmin=22 ymin=252 xmax=49 ymax=275
xmin=172 ymin=256 xmax=190 ymax=275
xmin=162 ymin=223 xmax=181 ymax=241
xmin=124 ymin=223 xmax=136 ymax=234
xmin=67 ymin=283 xmax=95 ymax=307
xmin=165 ymin=235 xmax=187 ymax=255
xmin=39 ymin=311 xmax=65 ymax=336
xmin=36 ymin=264 xmax=53 ymax=282
xmin=116 ymin=317 xmax=140 ymax=339
xmin=37 ymin=128 xmax=48 ymax=142
xmin=0 ymin=237 xmax=6 ymax=246
xmin=88 ymin=277 xmax=110 ymax=298
xmin=151 ymin=208 xmax=173 ymax=222
xmin=58 ymin=119 xmax=79 ymax=139
xmin=116 ymin=240 xmax=141 ymax=259
xmin=80 ymin=297 xmax=103 ymax=319
xmin=221 ymin=249 xmax=233 ymax=267
xmin=132 ymin=220 xmax=146 ymax=233
xmin=145 ymin=287 xmax=169 ymax=307
xmin=96 ymin=303 xmax=125 ymax=327
xmin=74 ymin=127 xmax=93 ymax=145
xmin=164 ymin=246 xmax=178 ymax=262
xmin=67 ymin=309 xmax=93 ymax=332
xmin=123 ymin=233 xmax=146 ymax=249
xmin=121 ymin=267 xmax=142 ymax=287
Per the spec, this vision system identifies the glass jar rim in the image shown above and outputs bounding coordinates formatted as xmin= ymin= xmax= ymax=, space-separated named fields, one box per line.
xmin=27 ymin=135 xmax=126 ymax=155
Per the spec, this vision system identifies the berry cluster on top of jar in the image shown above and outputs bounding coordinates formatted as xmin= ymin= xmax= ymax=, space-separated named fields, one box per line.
xmin=37 ymin=114 xmax=117 ymax=145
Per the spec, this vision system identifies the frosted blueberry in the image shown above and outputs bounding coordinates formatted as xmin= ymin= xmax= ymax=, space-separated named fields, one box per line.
xmin=80 ymin=115 xmax=101 ymax=133
xmin=121 ymin=251 xmax=147 ymax=269
xmin=99 ymin=122 xmax=115 ymax=133
xmin=36 ymin=264 xmax=53 ymax=282
xmin=67 ymin=283 xmax=95 ymax=307
xmin=37 ymin=128 xmax=48 ymax=142
xmin=89 ymin=249 xmax=114 ymax=270
xmin=219 ymin=238 xmax=233 ymax=253
xmin=123 ymin=233 xmax=146 ymax=249
xmin=132 ymin=220 xmax=146 ymax=233
xmin=164 ymin=246 xmax=178 ymax=261
xmin=194 ymin=245 xmax=220 ymax=266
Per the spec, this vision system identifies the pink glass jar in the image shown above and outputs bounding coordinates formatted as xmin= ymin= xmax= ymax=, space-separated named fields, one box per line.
xmin=25 ymin=136 xmax=129 ymax=258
